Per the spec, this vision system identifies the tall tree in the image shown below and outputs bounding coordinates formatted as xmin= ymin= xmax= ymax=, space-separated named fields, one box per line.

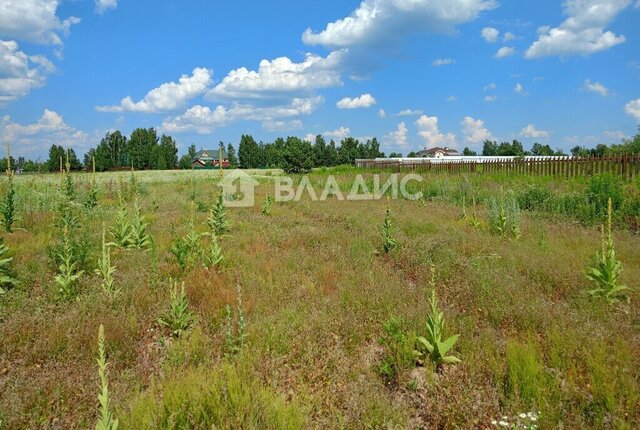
xmin=46 ymin=145 xmax=65 ymax=172
xmin=282 ymin=136 xmax=315 ymax=173
xmin=238 ymin=134 xmax=261 ymax=169
xmin=482 ymin=140 xmax=498 ymax=156
xmin=226 ymin=143 xmax=238 ymax=168
xmin=159 ymin=134 xmax=178 ymax=169
xmin=129 ymin=128 xmax=158 ymax=169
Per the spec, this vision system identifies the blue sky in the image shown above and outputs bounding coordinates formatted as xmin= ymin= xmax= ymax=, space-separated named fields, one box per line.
xmin=1 ymin=0 xmax=640 ymax=159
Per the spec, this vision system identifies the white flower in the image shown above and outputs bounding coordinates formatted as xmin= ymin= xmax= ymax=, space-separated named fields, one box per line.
xmin=519 ymin=413 xmax=527 ymax=419
xmin=499 ymin=421 xmax=508 ymax=427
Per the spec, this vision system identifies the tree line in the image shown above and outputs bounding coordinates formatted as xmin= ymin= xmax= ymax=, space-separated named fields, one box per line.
xmin=5 ymin=127 xmax=639 ymax=173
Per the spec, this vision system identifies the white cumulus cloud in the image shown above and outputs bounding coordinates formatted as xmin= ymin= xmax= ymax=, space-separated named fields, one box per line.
xmin=396 ymin=109 xmax=423 ymax=117
xmin=584 ymin=79 xmax=609 ymax=96
xmin=461 ymin=116 xmax=494 ymax=143
xmin=1 ymin=109 xmax=90 ymax=157
xmin=336 ymin=93 xmax=376 ymax=109
xmin=302 ymin=0 xmax=496 ymax=48
xmin=0 ymin=40 xmax=54 ymax=104
xmin=495 ymin=46 xmax=516 ymax=58
xmin=385 ymin=122 xmax=409 ymax=147
xmin=625 ymin=98 xmax=640 ymax=122
xmin=520 ymin=124 xmax=550 ymax=139
xmin=415 ymin=115 xmax=456 ymax=147
xmin=378 ymin=108 xmax=386 ymax=118
xmin=262 ymin=119 xmax=304 ymax=132
xmin=525 ymin=0 xmax=632 ymax=58
xmin=481 ymin=27 xmax=500 ymax=42
xmin=162 ymin=96 xmax=324 ymax=134
xmin=95 ymin=0 xmax=118 ymax=14
xmin=207 ymin=51 xmax=344 ymax=100
xmin=433 ymin=58 xmax=455 ymax=66
xmin=503 ymin=31 xmax=516 ymax=42
xmin=0 ymin=0 xmax=80 ymax=46
xmin=96 ymin=68 xmax=213 ymax=113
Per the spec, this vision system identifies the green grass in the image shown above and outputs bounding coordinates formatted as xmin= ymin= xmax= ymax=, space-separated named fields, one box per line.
xmin=0 ymin=168 xmax=638 ymax=429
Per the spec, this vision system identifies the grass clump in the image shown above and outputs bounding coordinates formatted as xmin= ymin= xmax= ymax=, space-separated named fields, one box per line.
xmin=123 ymin=364 xmax=305 ymax=429
xmin=488 ymin=194 xmax=521 ymax=239
xmin=96 ymin=324 xmax=119 ymax=430
xmin=378 ymin=316 xmax=417 ymax=383
xmin=586 ymin=198 xmax=630 ymax=303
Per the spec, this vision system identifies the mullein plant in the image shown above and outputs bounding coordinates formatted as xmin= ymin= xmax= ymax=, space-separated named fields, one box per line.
xmin=55 ymin=226 xmax=84 ymax=300
xmin=95 ymin=223 xmax=118 ymax=297
xmin=85 ymin=156 xmax=98 ymax=210
xmin=63 ymin=148 xmax=76 ymax=201
xmin=586 ymin=198 xmax=630 ymax=303
xmin=208 ymin=194 xmax=230 ymax=237
xmin=109 ymin=194 xmax=133 ymax=249
xmin=2 ymin=143 xmax=16 ymax=232
xmin=224 ymin=284 xmax=247 ymax=356
xmin=0 ymin=238 xmax=18 ymax=295
xmin=203 ymin=233 xmax=224 ymax=269
xmin=382 ymin=204 xmax=397 ymax=253
xmin=159 ymin=280 xmax=195 ymax=337
xmin=129 ymin=195 xmax=152 ymax=249
xmin=95 ymin=324 xmax=119 ymax=430
xmin=261 ymin=195 xmax=273 ymax=216
xmin=415 ymin=266 xmax=461 ymax=370
xmin=468 ymin=195 xmax=481 ymax=228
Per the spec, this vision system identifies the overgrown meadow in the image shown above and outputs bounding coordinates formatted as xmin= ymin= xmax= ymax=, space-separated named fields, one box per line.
xmin=0 ymin=167 xmax=639 ymax=429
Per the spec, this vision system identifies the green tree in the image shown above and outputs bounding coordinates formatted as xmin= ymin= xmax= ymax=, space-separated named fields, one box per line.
xmin=226 ymin=143 xmax=238 ymax=168
xmin=129 ymin=128 xmax=158 ymax=169
xmin=337 ymin=137 xmax=359 ymax=165
xmin=47 ymin=145 xmax=65 ymax=172
xmin=282 ymin=136 xmax=315 ymax=173
xmin=530 ymin=143 xmax=554 ymax=156
xmin=482 ymin=140 xmax=498 ymax=156
xmin=366 ymin=137 xmax=384 ymax=159
xmin=462 ymin=147 xmax=477 ymax=156
xmin=238 ymin=134 xmax=261 ymax=169
xmin=159 ymin=134 xmax=178 ymax=169
xmin=178 ymin=144 xmax=197 ymax=169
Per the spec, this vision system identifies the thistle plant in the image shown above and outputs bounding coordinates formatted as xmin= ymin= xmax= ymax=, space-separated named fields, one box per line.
xmin=55 ymin=226 xmax=84 ymax=300
xmin=382 ymin=204 xmax=397 ymax=253
xmin=415 ymin=266 xmax=461 ymax=370
xmin=95 ymin=324 xmax=119 ymax=430
xmin=224 ymin=284 xmax=247 ymax=356
xmin=2 ymin=143 xmax=16 ymax=232
xmin=0 ymin=238 xmax=18 ymax=294
xmin=129 ymin=196 xmax=151 ymax=249
xmin=95 ymin=223 xmax=118 ymax=297
xmin=261 ymin=195 xmax=273 ymax=216
xmin=203 ymin=233 xmax=224 ymax=269
xmin=159 ymin=281 xmax=195 ymax=337
xmin=586 ymin=198 xmax=630 ymax=303
xmin=208 ymin=194 xmax=230 ymax=237
xmin=109 ymin=196 xmax=132 ymax=249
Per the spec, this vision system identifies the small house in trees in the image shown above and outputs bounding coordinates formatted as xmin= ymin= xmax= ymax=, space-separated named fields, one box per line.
xmin=191 ymin=149 xmax=230 ymax=169
xmin=415 ymin=146 xmax=460 ymax=159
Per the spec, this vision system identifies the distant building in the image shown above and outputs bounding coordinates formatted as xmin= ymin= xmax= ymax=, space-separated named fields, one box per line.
xmin=415 ymin=146 xmax=460 ymax=158
xmin=192 ymin=148 xmax=230 ymax=169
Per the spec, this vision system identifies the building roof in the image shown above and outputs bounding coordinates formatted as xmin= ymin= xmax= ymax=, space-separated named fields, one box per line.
xmin=416 ymin=146 xmax=460 ymax=156
xmin=193 ymin=149 xmax=228 ymax=161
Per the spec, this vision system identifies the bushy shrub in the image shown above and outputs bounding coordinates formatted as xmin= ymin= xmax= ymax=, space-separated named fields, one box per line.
xmin=516 ymin=184 xmax=552 ymax=211
xmin=585 ymin=174 xmax=623 ymax=219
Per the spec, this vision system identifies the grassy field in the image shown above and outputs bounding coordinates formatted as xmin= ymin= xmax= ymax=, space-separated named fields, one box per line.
xmin=0 ymin=168 xmax=638 ymax=429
